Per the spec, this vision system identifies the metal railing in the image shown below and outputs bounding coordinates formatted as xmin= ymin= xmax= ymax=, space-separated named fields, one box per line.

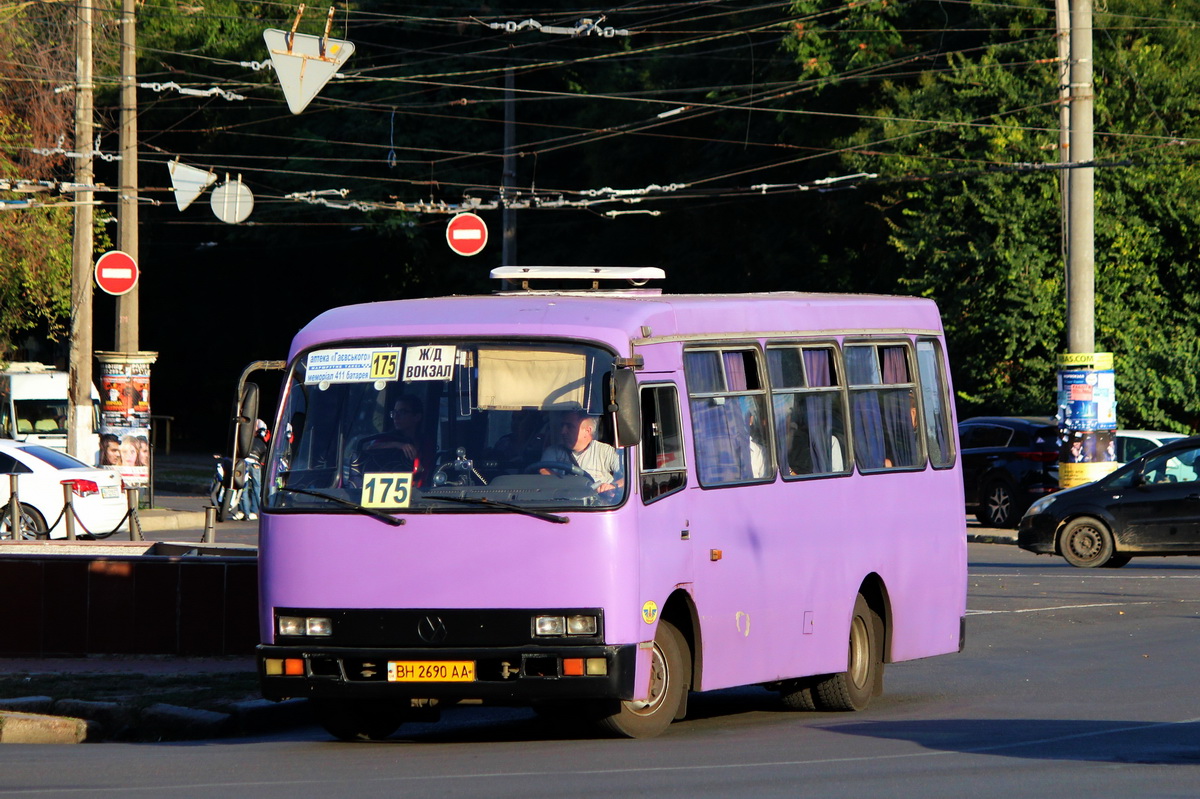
xmin=1 ymin=473 xmax=143 ymax=541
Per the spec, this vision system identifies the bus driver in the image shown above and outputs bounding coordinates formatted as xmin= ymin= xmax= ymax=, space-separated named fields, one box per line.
xmin=539 ymin=411 xmax=623 ymax=494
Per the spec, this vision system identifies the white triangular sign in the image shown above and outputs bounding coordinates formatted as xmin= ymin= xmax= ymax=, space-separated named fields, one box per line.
xmin=263 ymin=29 xmax=355 ymax=115
xmin=166 ymin=160 xmax=217 ymax=211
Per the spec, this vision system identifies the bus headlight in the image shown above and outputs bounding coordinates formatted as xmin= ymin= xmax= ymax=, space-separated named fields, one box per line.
xmin=534 ymin=614 xmax=598 ymax=636
xmin=278 ymin=615 xmax=333 ymax=636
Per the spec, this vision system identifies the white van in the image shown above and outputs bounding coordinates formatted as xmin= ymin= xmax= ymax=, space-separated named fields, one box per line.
xmin=0 ymin=362 xmax=101 ymax=465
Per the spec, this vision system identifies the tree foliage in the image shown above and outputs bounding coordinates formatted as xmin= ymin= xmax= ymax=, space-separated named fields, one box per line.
xmin=802 ymin=0 xmax=1200 ymax=431
xmin=0 ymin=1 xmax=76 ymax=361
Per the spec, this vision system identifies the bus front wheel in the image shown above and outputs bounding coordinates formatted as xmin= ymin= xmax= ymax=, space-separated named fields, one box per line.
xmin=312 ymin=698 xmax=407 ymax=742
xmin=812 ymin=594 xmax=883 ymax=712
xmin=598 ymin=618 xmax=690 ymax=738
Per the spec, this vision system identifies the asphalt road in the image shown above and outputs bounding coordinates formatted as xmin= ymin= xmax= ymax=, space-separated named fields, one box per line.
xmin=2 ymin=543 xmax=1199 ymax=797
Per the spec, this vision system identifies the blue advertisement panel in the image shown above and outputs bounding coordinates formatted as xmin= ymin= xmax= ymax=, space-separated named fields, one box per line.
xmin=1057 ymin=353 xmax=1118 ymax=487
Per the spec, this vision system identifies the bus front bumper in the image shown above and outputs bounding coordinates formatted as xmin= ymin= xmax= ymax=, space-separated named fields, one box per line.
xmin=258 ymin=643 xmax=638 ymax=703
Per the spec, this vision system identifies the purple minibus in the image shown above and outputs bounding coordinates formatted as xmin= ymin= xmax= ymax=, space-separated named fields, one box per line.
xmin=256 ymin=267 xmax=967 ymax=740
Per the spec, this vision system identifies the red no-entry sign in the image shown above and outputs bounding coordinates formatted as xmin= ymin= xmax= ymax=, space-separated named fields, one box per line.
xmin=94 ymin=251 xmax=139 ymax=296
xmin=446 ymin=213 xmax=488 ymax=257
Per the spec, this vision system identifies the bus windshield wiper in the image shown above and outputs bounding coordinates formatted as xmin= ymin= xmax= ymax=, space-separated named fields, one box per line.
xmin=424 ymin=494 xmax=568 ymax=524
xmin=277 ymin=486 xmax=405 ymax=527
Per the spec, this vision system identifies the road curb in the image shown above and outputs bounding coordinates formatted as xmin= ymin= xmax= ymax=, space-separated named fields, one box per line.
xmin=0 ymin=697 xmax=310 ymax=743
xmin=967 ymin=531 xmax=1017 ymax=545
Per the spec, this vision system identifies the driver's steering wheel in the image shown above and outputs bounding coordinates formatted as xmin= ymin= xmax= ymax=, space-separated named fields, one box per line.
xmin=525 ymin=460 xmax=591 ymax=481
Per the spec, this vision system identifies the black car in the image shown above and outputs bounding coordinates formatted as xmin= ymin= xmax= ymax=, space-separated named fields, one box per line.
xmin=959 ymin=416 xmax=1060 ymax=528
xmin=1018 ymin=435 xmax=1200 ymax=568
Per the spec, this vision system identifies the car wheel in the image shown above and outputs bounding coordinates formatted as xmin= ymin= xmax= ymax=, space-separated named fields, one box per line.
xmin=811 ymin=593 xmax=884 ymax=712
xmin=598 ymin=618 xmax=689 ymax=738
xmin=0 ymin=503 xmax=47 ymax=540
xmin=1059 ymin=516 xmax=1116 ymax=568
xmin=979 ymin=480 xmax=1019 ymax=528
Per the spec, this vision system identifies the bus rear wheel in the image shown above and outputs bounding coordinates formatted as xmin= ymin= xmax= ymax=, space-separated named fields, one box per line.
xmin=812 ymin=594 xmax=883 ymax=712
xmin=598 ymin=618 xmax=689 ymax=738
xmin=312 ymin=698 xmax=407 ymax=741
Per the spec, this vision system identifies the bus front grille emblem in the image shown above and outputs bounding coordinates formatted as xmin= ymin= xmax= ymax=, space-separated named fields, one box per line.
xmin=418 ymin=615 xmax=448 ymax=643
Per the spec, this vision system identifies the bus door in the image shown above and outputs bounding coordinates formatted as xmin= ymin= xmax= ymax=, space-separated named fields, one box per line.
xmin=634 ymin=381 xmax=693 ymax=615
xmin=680 ymin=346 xmax=779 ymax=688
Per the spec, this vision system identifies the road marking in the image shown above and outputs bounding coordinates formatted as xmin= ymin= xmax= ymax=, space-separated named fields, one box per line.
xmin=966 ymin=600 xmax=1156 ymax=615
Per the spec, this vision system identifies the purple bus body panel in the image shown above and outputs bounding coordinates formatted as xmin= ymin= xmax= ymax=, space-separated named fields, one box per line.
xmin=259 ymin=511 xmax=646 ymax=645
xmin=263 ymin=290 xmax=965 ymax=703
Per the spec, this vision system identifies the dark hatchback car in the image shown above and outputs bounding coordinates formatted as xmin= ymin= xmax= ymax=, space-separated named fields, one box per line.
xmin=959 ymin=416 xmax=1060 ymax=528
xmin=1019 ymin=435 xmax=1200 ymax=568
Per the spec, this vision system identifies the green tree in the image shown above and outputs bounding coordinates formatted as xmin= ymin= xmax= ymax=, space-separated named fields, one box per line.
xmin=0 ymin=1 xmax=76 ymax=362
xmin=801 ymin=0 xmax=1200 ymax=431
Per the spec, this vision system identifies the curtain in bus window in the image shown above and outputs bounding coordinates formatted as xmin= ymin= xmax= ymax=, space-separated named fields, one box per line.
xmin=723 ymin=351 xmax=749 ymax=392
xmin=684 ymin=351 xmax=723 ymax=393
xmin=844 ymin=346 xmax=879 ymax=385
xmin=691 ymin=397 xmax=752 ymax=484
xmin=477 ymin=348 xmax=587 ymax=410
xmin=917 ymin=341 xmax=952 ymax=466
xmin=803 ymin=349 xmax=838 ymax=474
xmin=880 ymin=348 xmax=919 ymax=468
xmin=852 ymin=392 xmax=887 ymax=469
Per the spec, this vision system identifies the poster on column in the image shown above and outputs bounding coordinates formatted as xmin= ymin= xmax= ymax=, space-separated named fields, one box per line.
xmin=1057 ymin=352 xmax=1118 ymax=488
xmin=98 ymin=360 xmax=152 ymax=488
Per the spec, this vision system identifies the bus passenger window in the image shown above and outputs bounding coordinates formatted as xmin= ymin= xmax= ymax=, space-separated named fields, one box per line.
xmin=846 ymin=344 xmax=922 ymax=471
xmin=684 ymin=348 xmax=773 ymax=486
xmin=640 ymin=385 xmax=686 ymax=503
xmin=768 ymin=345 xmax=849 ymax=478
xmin=917 ymin=339 xmax=954 ymax=467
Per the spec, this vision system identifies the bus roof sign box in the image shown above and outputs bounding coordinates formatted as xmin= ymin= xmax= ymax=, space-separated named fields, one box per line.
xmin=263 ymin=29 xmax=355 ymax=115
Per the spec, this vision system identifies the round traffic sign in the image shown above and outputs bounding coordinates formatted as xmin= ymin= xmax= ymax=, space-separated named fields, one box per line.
xmin=446 ymin=212 xmax=488 ymax=256
xmin=94 ymin=251 xmax=139 ymax=296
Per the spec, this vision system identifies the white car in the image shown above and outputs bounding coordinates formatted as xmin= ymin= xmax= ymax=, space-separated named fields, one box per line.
xmin=1115 ymin=430 xmax=1187 ymax=464
xmin=0 ymin=441 xmax=128 ymax=540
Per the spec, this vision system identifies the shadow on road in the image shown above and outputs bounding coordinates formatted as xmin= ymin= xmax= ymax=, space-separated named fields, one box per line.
xmin=818 ymin=717 xmax=1200 ymax=764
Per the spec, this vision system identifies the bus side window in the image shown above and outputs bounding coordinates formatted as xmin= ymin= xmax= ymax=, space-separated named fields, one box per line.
xmin=684 ymin=348 xmax=773 ymax=486
xmin=916 ymin=339 xmax=955 ymax=467
xmin=640 ymin=385 xmax=686 ymax=503
xmin=768 ymin=345 xmax=850 ymax=478
xmin=846 ymin=343 xmax=922 ymax=471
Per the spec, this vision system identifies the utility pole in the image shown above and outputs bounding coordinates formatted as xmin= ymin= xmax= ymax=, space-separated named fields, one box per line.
xmin=67 ymin=0 xmax=94 ymax=460
xmin=502 ymin=67 xmax=517 ymax=267
xmin=1066 ymin=0 xmax=1094 ymax=354
xmin=115 ymin=0 xmax=139 ymax=352
xmin=1055 ymin=0 xmax=1071 ymax=263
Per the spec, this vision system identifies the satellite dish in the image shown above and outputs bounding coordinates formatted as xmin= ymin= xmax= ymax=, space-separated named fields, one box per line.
xmin=211 ymin=175 xmax=254 ymax=224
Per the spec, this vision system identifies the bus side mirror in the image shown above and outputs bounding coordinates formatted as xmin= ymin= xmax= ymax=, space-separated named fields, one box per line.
xmin=236 ymin=381 xmax=260 ymax=456
xmin=609 ymin=369 xmax=641 ymax=447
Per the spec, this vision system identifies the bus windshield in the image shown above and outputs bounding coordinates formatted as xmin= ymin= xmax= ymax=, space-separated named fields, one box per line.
xmin=263 ymin=340 xmax=628 ymax=515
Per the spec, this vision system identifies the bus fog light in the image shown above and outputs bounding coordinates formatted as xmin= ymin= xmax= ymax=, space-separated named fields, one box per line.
xmin=566 ymin=614 xmax=597 ymax=635
xmin=585 ymin=658 xmax=607 ymax=676
xmin=535 ymin=616 xmax=565 ymax=636
xmin=264 ymin=658 xmax=284 ymax=676
xmin=278 ymin=616 xmax=305 ymax=636
xmin=306 ymin=617 xmax=333 ymax=636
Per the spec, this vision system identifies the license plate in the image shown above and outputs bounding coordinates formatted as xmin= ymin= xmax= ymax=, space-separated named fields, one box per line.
xmin=101 ymin=485 xmax=120 ymax=499
xmin=387 ymin=661 xmax=476 ymax=682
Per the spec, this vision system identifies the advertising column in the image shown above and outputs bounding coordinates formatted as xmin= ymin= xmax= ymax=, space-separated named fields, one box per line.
xmin=1057 ymin=352 xmax=1117 ymax=488
xmin=95 ymin=351 xmax=157 ymax=493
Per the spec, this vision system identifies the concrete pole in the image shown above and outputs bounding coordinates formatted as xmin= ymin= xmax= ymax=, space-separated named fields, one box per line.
xmin=1055 ymin=0 xmax=1071 ymax=264
xmin=68 ymin=0 xmax=94 ymax=461
xmin=1066 ymin=0 xmax=1094 ymax=354
xmin=115 ymin=0 xmax=139 ymax=352
xmin=502 ymin=67 xmax=517 ymax=267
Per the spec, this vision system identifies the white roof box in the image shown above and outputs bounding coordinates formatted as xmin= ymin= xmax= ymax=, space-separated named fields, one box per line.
xmin=490 ymin=266 xmax=665 ymax=294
